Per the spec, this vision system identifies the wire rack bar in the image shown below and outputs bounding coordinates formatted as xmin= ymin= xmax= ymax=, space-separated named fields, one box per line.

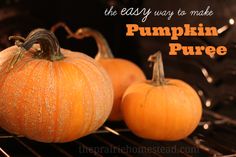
xmin=13 ymin=137 xmax=42 ymax=157
xmin=0 ymin=147 xmax=10 ymax=157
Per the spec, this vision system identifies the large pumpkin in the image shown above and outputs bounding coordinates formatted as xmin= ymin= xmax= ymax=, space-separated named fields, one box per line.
xmin=121 ymin=51 xmax=202 ymax=140
xmin=69 ymin=27 xmax=146 ymax=121
xmin=0 ymin=29 xmax=113 ymax=143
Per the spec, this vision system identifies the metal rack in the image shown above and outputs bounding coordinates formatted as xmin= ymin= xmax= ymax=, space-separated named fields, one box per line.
xmin=1 ymin=110 xmax=236 ymax=157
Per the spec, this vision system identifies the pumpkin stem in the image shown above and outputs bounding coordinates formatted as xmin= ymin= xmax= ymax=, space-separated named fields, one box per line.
xmin=10 ymin=28 xmax=64 ymax=62
xmin=50 ymin=22 xmax=75 ymax=39
xmin=70 ymin=28 xmax=114 ymax=59
xmin=148 ymin=51 xmax=166 ymax=86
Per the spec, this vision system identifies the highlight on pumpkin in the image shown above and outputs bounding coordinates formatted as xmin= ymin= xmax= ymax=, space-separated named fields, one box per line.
xmin=51 ymin=22 xmax=146 ymax=121
xmin=0 ymin=28 xmax=114 ymax=143
xmin=121 ymin=51 xmax=202 ymax=141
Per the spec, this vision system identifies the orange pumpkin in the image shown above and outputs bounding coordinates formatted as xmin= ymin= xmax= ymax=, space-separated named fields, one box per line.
xmin=121 ymin=51 xmax=202 ymax=141
xmin=71 ymin=27 xmax=146 ymax=121
xmin=0 ymin=29 xmax=113 ymax=143
xmin=51 ymin=23 xmax=146 ymax=121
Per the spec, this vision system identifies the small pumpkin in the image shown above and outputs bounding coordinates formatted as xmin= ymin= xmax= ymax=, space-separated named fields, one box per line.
xmin=121 ymin=51 xmax=202 ymax=141
xmin=72 ymin=27 xmax=146 ymax=121
xmin=0 ymin=29 xmax=113 ymax=143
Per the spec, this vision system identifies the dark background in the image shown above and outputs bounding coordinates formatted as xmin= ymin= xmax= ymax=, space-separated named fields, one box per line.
xmin=0 ymin=0 xmax=236 ymax=116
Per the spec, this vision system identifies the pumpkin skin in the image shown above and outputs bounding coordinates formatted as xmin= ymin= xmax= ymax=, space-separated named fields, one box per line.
xmin=0 ymin=46 xmax=16 ymax=70
xmin=0 ymin=29 xmax=113 ymax=143
xmin=64 ymin=26 xmax=146 ymax=121
xmin=97 ymin=58 xmax=145 ymax=121
xmin=121 ymin=52 xmax=202 ymax=141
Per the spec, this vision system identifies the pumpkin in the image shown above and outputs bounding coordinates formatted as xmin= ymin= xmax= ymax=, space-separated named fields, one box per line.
xmin=0 ymin=29 xmax=113 ymax=143
xmin=121 ymin=51 xmax=202 ymax=141
xmin=51 ymin=23 xmax=146 ymax=121
xmin=70 ymin=27 xmax=146 ymax=121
